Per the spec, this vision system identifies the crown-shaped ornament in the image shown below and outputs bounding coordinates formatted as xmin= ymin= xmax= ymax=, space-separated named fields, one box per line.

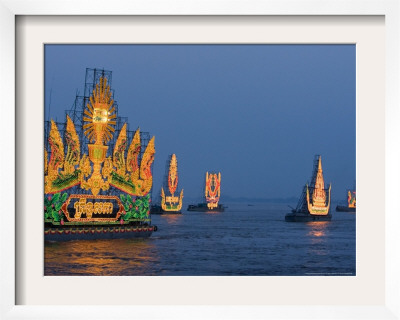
xmin=44 ymin=77 xmax=155 ymax=197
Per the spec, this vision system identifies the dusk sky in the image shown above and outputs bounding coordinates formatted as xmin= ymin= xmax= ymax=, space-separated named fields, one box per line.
xmin=44 ymin=44 xmax=355 ymax=202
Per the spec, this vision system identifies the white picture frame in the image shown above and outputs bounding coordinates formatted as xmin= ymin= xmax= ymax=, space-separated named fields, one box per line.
xmin=1 ymin=1 xmax=399 ymax=319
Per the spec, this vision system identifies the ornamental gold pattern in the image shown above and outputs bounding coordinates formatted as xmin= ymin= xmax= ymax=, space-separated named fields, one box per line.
xmin=161 ymin=154 xmax=183 ymax=212
xmin=306 ymin=156 xmax=331 ymax=215
xmin=61 ymin=194 xmax=123 ymax=222
xmin=205 ymin=172 xmax=221 ymax=209
xmin=107 ymin=134 xmax=155 ymax=196
xmin=44 ymin=76 xmax=155 ymax=197
xmin=126 ymin=129 xmax=141 ymax=182
xmin=48 ymin=120 xmax=64 ymax=171
xmin=63 ymin=115 xmax=80 ymax=175
xmin=83 ymin=77 xmax=116 ymax=145
xmin=113 ymin=124 xmax=127 ymax=176
xmin=138 ymin=136 xmax=155 ymax=195
xmin=168 ymin=154 xmax=178 ymax=195
xmin=45 ymin=120 xmax=67 ymax=194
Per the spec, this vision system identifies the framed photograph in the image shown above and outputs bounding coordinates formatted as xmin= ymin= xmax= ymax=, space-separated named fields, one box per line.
xmin=1 ymin=1 xmax=399 ymax=319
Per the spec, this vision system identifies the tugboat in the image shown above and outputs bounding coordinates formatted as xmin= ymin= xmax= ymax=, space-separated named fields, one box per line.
xmin=187 ymin=172 xmax=224 ymax=212
xmin=44 ymin=69 xmax=157 ymax=241
xmin=336 ymin=190 xmax=356 ymax=212
xmin=285 ymin=155 xmax=332 ymax=222
xmin=151 ymin=154 xmax=184 ymax=214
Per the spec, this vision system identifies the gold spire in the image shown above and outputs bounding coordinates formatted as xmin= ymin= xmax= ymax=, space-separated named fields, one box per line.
xmin=161 ymin=154 xmax=183 ymax=212
xmin=306 ymin=155 xmax=331 ymax=215
xmin=168 ymin=154 xmax=178 ymax=195
xmin=83 ymin=77 xmax=116 ymax=145
xmin=45 ymin=76 xmax=155 ymax=197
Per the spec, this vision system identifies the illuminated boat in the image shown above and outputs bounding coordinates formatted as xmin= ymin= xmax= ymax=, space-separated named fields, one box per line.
xmin=187 ymin=172 xmax=224 ymax=212
xmin=44 ymin=69 xmax=157 ymax=241
xmin=285 ymin=155 xmax=332 ymax=222
xmin=151 ymin=154 xmax=184 ymax=214
xmin=336 ymin=190 xmax=356 ymax=212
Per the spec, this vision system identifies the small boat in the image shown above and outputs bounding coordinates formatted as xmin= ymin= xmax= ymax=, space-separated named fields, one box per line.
xmin=151 ymin=154 xmax=184 ymax=214
xmin=187 ymin=203 xmax=225 ymax=212
xmin=336 ymin=190 xmax=356 ymax=212
xmin=285 ymin=155 xmax=332 ymax=222
xmin=187 ymin=172 xmax=224 ymax=212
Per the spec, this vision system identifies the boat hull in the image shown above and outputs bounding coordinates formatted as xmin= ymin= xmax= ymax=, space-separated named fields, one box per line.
xmin=161 ymin=211 xmax=182 ymax=214
xmin=44 ymin=225 xmax=157 ymax=241
xmin=187 ymin=204 xmax=224 ymax=212
xmin=150 ymin=205 xmax=182 ymax=214
xmin=285 ymin=212 xmax=332 ymax=222
xmin=336 ymin=205 xmax=356 ymax=212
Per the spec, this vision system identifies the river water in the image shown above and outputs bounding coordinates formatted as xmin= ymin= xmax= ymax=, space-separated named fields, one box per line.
xmin=44 ymin=203 xmax=356 ymax=276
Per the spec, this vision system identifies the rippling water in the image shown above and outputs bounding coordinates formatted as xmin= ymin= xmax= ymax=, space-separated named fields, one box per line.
xmin=44 ymin=203 xmax=356 ymax=276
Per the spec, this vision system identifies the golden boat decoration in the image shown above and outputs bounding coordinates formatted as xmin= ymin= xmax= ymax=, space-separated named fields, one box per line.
xmin=159 ymin=154 xmax=184 ymax=213
xmin=286 ymin=155 xmax=332 ymax=222
xmin=44 ymin=70 xmax=157 ymax=240
xmin=336 ymin=190 xmax=356 ymax=212
xmin=187 ymin=171 xmax=224 ymax=212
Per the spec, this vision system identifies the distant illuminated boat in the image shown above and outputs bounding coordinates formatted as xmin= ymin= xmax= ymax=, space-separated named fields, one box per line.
xmin=151 ymin=154 xmax=184 ymax=214
xmin=336 ymin=190 xmax=356 ymax=212
xmin=187 ymin=172 xmax=224 ymax=212
xmin=285 ymin=155 xmax=332 ymax=222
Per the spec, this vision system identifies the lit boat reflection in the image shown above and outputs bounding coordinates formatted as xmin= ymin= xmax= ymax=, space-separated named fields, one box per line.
xmin=161 ymin=213 xmax=181 ymax=224
xmin=306 ymin=221 xmax=329 ymax=245
xmin=45 ymin=239 xmax=158 ymax=276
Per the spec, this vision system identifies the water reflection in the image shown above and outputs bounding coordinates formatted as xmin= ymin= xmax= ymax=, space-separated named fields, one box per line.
xmin=307 ymin=221 xmax=329 ymax=239
xmin=45 ymin=238 xmax=158 ymax=276
xmin=204 ymin=211 xmax=223 ymax=216
xmin=160 ymin=213 xmax=181 ymax=224
xmin=44 ymin=203 xmax=355 ymax=276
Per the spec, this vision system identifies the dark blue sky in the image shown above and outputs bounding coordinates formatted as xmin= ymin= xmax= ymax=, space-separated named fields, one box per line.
xmin=44 ymin=44 xmax=355 ymax=201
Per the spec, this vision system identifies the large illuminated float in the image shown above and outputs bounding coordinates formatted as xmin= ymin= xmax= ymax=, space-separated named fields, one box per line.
xmin=285 ymin=155 xmax=332 ymax=222
xmin=187 ymin=172 xmax=224 ymax=212
xmin=336 ymin=190 xmax=356 ymax=212
xmin=151 ymin=154 xmax=184 ymax=214
xmin=44 ymin=73 xmax=157 ymax=240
